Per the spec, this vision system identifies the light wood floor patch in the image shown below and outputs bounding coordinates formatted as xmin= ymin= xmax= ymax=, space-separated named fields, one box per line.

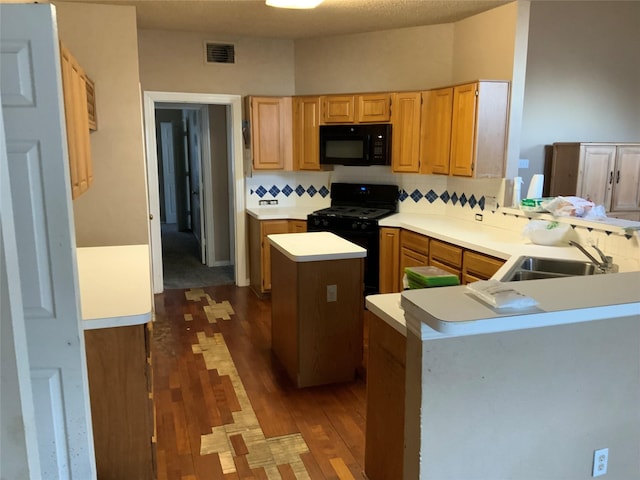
xmin=192 ymin=318 xmax=311 ymax=479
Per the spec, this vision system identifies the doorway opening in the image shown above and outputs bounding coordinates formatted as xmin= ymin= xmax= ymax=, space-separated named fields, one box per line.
xmin=143 ymin=92 xmax=248 ymax=294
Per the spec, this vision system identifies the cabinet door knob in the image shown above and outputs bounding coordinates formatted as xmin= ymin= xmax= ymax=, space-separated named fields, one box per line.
xmin=609 ymin=171 xmax=613 ymax=184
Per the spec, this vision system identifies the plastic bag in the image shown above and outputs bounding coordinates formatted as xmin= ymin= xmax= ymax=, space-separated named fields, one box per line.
xmin=522 ymin=220 xmax=571 ymax=246
xmin=540 ymin=196 xmax=595 ymax=217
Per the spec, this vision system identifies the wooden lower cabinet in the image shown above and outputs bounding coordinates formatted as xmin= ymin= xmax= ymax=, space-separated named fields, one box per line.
xmin=365 ymin=311 xmax=406 ymax=480
xmin=428 ymin=239 xmax=462 ymax=280
xmin=270 ymin=247 xmax=363 ymax=387
xmin=248 ymin=216 xmax=307 ymax=295
xmin=380 ymin=228 xmax=506 ymax=289
xmin=379 ymin=227 xmax=400 ymax=293
xmin=84 ymin=323 xmax=154 ymax=480
xmin=462 ymin=250 xmax=505 ymax=284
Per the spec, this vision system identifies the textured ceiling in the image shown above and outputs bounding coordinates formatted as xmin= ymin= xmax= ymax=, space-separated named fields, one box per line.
xmin=55 ymin=0 xmax=512 ymax=39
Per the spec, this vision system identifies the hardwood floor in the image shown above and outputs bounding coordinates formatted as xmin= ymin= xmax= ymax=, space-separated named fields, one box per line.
xmin=153 ymin=285 xmax=367 ymax=480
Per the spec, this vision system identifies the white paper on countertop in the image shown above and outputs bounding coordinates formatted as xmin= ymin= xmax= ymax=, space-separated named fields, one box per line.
xmin=466 ymin=280 xmax=539 ymax=309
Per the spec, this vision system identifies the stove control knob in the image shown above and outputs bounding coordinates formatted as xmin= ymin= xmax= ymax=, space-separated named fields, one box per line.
xmin=351 ymin=222 xmax=359 ymax=230
xmin=322 ymin=219 xmax=329 ymax=227
xmin=361 ymin=223 xmax=369 ymax=230
xmin=313 ymin=218 xmax=320 ymax=227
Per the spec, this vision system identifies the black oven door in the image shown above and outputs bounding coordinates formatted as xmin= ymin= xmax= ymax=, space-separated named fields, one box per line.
xmin=307 ymin=216 xmax=380 ymax=296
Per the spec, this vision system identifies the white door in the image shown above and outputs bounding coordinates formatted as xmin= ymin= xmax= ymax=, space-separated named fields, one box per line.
xmin=1 ymin=4 xmax=96 ymax=479
xmin=0 ymin=91 xmax=42 ymax=480
xmin=187 ymin=110 xmax=206 ymax=263
xmin=160 ymin=122 xmax=177 ymax=224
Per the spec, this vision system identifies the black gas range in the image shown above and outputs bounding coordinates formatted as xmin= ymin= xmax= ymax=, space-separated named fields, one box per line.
xmin=307 ymin=183 xmax=399 ymax=295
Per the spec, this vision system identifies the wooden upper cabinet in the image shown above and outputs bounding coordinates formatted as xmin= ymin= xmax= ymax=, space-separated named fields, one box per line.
xmin=248 ymin=96 xmax=293 ymax=170
xmin=449 ymin=81 xmax=509 ymax=178
xmin=421 ymin=87 xmax=453 ymax=175
xmin=579 ymin=145 xmax=616 ymax=208
xmin=550 ymin=143 xmax=640 ymax=218
xmin=610 ymin=145 xmax=640 ymax=212
xmin=390 ymin=92 xmax=422 ymax=173
xmin=320 ymin=93 xmax=391 ymax=124
xmin=60 ymin=42 xmax=93 ymax=200
xmin=358 ymin=93 xmax=391 ymax=122
xmin=293 ymin=96 xmax=321 ymax=171
xmin=85 ymin=75 xmax=97 ymax=131
xmin=321 ymin=95 xmax=356 ymax=123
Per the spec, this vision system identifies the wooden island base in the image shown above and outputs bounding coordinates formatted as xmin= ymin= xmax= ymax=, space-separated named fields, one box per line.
xmin=270 ymin=244 xmax=364 ymax=388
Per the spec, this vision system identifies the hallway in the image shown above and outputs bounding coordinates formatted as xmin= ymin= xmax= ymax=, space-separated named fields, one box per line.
xmin=152 ymin=285 xmax=367 ymax=479
xmin=162 ymin=223 xmax=234 ymax=290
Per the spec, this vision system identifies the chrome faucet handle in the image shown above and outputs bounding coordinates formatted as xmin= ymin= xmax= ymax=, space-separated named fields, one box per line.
xmin=591 ymin=244 xmax=611 ymax=265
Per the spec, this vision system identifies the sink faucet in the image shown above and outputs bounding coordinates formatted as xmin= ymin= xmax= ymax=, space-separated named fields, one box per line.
xmin=568 ymin=241 xmax=618 ymax=273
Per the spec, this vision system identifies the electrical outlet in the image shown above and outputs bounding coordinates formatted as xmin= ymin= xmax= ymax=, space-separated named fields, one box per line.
xmin=592 ymin=447 xmax=608 ymax=477
xmin=326 ymin=284 xmax=337 ymax=302
xmin=259 ymin=199 xmax=278 ymax=206
xmin=475 ymin=213 xmax=483 ymax=222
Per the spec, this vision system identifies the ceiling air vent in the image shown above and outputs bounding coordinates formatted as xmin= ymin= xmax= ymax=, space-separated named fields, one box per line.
xmin=205 ymin=42 xmax=235 ymax=64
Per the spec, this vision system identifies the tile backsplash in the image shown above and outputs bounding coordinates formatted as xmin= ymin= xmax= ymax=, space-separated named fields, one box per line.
xmin=245 ymin=167 xmax=505 ymax=217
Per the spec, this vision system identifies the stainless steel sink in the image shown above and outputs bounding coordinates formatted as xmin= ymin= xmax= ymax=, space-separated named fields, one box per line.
xmin=502 ymin=256 xmax=600 ymax=282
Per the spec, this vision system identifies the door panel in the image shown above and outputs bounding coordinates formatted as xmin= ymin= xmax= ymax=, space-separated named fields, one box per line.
xmin=1 ymin=4 xmax=96 ymax=479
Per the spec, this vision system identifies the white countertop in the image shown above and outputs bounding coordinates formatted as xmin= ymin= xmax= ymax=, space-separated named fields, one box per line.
xmin=401 ymin=271 xmax=640 ymax=337
xmin=77 ymin=244 xmax=153 ymax=330
xmin=247 ymin=206 xmax=317 ymax=220
xmin=268 ymin=232 xmax=366 ymax=262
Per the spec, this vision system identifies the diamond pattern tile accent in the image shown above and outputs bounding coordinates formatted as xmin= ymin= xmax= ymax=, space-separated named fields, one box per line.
xmin=319 ymin=186 xmax=330 ymax=198
xmin=451 ymin=193 xmax=459 ymax=205
xmin=468 ymin=195 xmax=477 ymax=209
xmin=410 ymin=189 xmax=423 ymax=203
xmin=295 ymin=185 xmax=305 ymax=197
xmin=426 ymin=189 xmax=438 ymax=203
xmin=440 ymin=191 xmax=450 ymax=203
xmin=478 ymin=196 xmax=486 ymax=211
xmin=307 ymin=185 xmax=317 ymax=197
xmin=255 ymin=186 xmax=267 ymax=198
xmin=459 ymin=193 xmax=467 ymax=207
xmin=282 ymin=185 xmax=293 ymax=197
xmin=268 ymin=185 xmax=280 ymax=197
xmin=399 ymin=189 xmax=408 ymax=202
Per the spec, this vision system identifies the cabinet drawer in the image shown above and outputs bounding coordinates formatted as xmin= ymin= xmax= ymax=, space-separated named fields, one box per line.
xmin=462 ymin=251 xmax=505 ymax=281
xmin=429 ymin=239 xmax=462 ymax=269
xmin=429 ymin=259 xmax=461 ymax=279
xmin=400 ymin=230 xmax=429 ymax=256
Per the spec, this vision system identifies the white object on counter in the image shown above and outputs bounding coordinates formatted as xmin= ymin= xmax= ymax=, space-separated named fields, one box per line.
xmin=526 ymin=174 xmax=544 ymax=199
xmin=77 ymin=245 xmax=153 ymax=330
xmin=512 ymin=176 xmax=523 ymax=207
xmin=268 ymin=232 xmax=366 ymax=262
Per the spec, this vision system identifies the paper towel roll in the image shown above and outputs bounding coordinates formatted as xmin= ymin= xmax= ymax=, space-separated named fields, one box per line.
xmin=512 ymin=177 xmax=523 ymax=207
xmin=526 ymin=174 xmax=544 ymax=199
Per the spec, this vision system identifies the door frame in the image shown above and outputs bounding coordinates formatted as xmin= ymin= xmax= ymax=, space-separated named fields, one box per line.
xmin=143 ymin=91 xmax=247 ymax=293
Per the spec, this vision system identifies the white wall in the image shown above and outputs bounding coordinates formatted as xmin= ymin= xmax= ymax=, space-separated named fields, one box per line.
xmin=138 ymin=29 xmax=295 ymax=96
xmin=519 ymin=0 xmax=640 ymax=190
xmin=294 ymin=24 xmax=454 ymax=94
xmin=55 ymin=1 xmax=150 ymax=247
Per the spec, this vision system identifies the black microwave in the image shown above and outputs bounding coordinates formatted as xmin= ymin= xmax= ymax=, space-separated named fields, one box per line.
xmin=319 ymin=124 xmax=392 ymax=166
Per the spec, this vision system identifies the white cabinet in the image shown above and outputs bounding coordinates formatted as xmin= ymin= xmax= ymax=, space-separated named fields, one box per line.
xmin=549 ymin=143 xmax=640 ymax=220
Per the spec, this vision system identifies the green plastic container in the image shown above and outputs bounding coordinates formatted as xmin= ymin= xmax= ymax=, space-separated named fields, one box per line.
xmin=404 ymin=266 xmax=460 ymax=288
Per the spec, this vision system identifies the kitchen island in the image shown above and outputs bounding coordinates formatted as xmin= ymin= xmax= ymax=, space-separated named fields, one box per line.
xmin=268 ymin=232 xmax=366 ymax=387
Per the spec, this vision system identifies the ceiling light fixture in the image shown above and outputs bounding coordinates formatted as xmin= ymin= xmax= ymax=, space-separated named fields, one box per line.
xmin=266 ymin=0 xmax=324 ymax=9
